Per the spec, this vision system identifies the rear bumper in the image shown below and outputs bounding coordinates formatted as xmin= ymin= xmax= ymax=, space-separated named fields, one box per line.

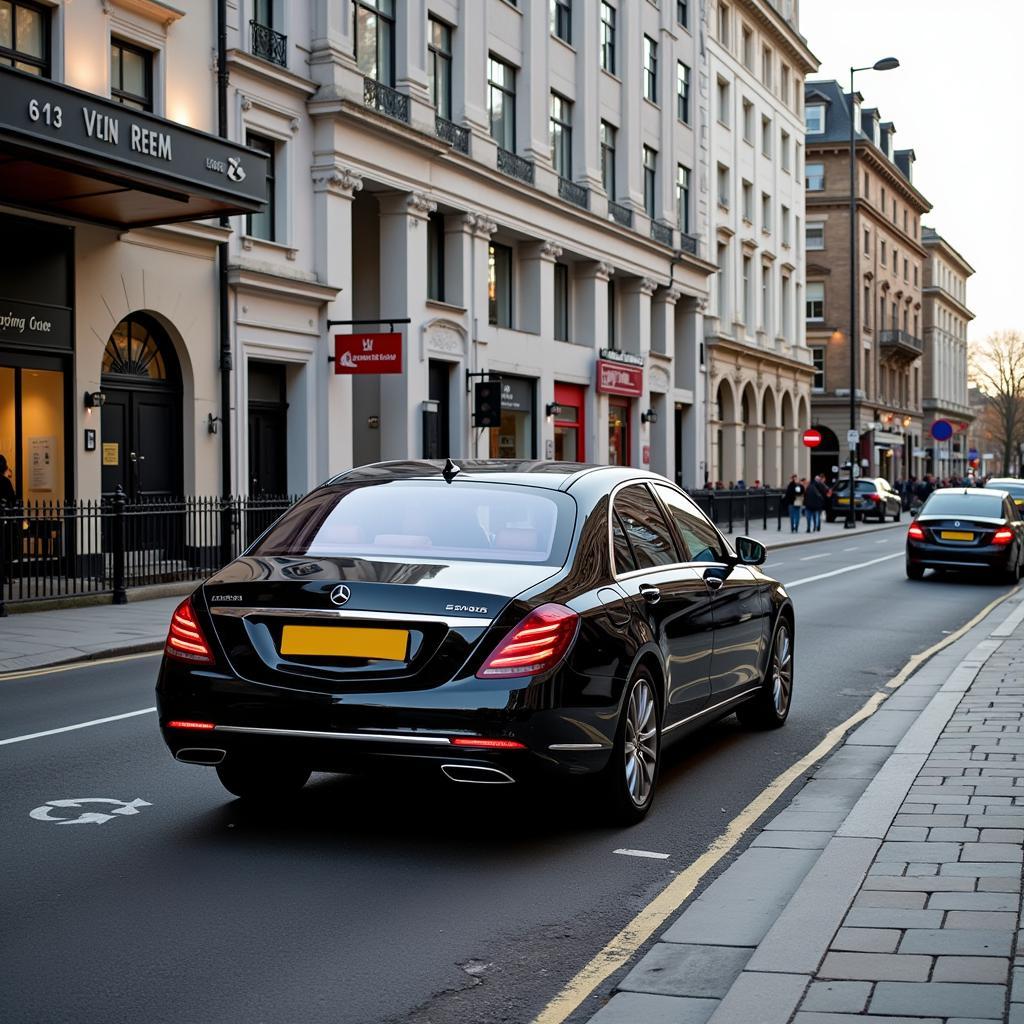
xmin=906 ymin=541 xmax=1013 ymax=572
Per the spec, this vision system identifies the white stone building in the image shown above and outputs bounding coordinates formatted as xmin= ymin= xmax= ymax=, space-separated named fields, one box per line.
xmin=704 ymin=0 xmax=818 ymax=487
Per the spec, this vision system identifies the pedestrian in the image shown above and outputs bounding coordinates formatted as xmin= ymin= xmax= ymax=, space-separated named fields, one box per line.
xmin=782 ymin=474 xmax=804 ymax=533
xmin=804 ymin=474 xmax=827 ymax=532
xmin=0 ymin=454 xmax=14 ymax=505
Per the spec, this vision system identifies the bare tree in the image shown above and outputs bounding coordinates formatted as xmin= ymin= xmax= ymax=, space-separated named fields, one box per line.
xmin=970 ymin=331 xmax=1024 ymax=476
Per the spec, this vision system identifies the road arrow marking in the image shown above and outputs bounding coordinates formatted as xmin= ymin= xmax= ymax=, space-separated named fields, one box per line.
xmin=29 ymin=797 xmax=151 ymax=826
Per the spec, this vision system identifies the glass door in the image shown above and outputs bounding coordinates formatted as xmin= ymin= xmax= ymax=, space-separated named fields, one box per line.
xmin=608 ymin=399 xmax=630 ymax=466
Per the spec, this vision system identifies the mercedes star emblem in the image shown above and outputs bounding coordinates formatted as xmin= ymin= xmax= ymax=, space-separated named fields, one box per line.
xmin=330 ymin=584 xmax=351 ymax=606
xmin=954 ymin=521 xmax=960 ymax=527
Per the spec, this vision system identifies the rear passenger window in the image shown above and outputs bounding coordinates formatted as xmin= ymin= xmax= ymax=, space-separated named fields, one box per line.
xmin=612 ymin=512 xmax=637 ymax=574
xmin=613 ymin=485 xmax=680 ymax=570
xmin=654 ymin=484 xmax=725 ymax=563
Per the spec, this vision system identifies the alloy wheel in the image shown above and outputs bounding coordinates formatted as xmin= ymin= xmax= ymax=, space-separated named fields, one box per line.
xmin=624 ymin=678 xmax=658 ymax=807
xmin=772 ymin=624 xmax=793 ymax=717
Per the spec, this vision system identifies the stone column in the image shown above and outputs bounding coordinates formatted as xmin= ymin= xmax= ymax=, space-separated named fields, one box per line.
xmin=574 ymin=0 xmax=602 ymax=195
xmin=519 ymin=240 xmax=562 ymax=337
xmin=521 ymin=0 xmax=553 ymax=189
xmin=763 ymin=426 xmax=782 ymax=490
xmin=576 ymin=261 xmax=614 ymax=463
xmin=378 ymin=190 xmax=436 ymax=460
xmin=311 ymin=163 xmax=362 ymax=480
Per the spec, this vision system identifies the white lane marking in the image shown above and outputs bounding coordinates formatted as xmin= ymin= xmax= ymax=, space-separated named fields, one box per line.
xmin=876 ymin=538 xmax=890 ymax=544
xmin=799 ymin=552 xmax=831 ymax=561
xmin=786 ymin=552 xmax=903 ymax=588
xmin=614 ymin=849 xmax=671 ymax=860
xmin=843 ymin=546 xmax=861 ymax=551
xmin=0 ymin=707 xmax=156 ymax=747
xmin=30 ymin=797 xmax=151 ymax=825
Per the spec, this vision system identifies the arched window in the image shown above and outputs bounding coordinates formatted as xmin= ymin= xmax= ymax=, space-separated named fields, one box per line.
xmin=102 ymin=315 xmax=172 ymax=382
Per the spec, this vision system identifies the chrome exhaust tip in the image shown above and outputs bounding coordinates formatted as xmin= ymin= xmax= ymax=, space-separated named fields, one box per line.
xmin=440 ymin=763 xmax=515 ymax=784
xmin=175 ymin=747 xmax=227 ymax=766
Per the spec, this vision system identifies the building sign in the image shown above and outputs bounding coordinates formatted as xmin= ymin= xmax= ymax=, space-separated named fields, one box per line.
xmin=0 ymin=298 xmax=72 ymax=349
xmin=599 ymin=348 xmax=644 ymax=367
xmin=500 ymin=378 xmax=533 ymax=412
xmin=333 ymin=332 xmax=403 ymax=374
xmin=596 ymin=358 xmax=644 ymax=397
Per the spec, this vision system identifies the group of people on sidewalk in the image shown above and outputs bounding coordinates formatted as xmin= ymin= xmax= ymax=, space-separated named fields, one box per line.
xmin=781 ymin=473 xmax=831 ymax=533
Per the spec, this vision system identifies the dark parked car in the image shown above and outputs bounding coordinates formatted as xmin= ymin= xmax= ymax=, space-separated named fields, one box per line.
xmin=157 ymin=461 xmax=794 ymax=823
xmin=827 ymin=477 xmax=902 ymax=522
xmin=906 ymin=487 xmax=1024 ymax=582
xmin=985 ymin=478 xmax=1024 ymax=508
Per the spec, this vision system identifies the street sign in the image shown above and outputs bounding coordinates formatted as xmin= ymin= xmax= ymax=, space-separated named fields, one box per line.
xmin=802 ymin=429 xmax=822 ymax=448
xmin=930 ymin=419 xmax=953 ymax=441
xmin=333 ymin=332 xmax=403 ymax=374
xmin=846 ymin=429 xmax=859 ymax=449
xmin=968 ymin=447 xmax=979 ymax=461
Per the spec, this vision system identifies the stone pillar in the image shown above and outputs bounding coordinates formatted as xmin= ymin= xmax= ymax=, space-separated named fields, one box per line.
xmin=745 ymin=424 xmax=764 ymax=484
xmin=651 ymin=285 xmax=681 ymax=357
xmin=622 ymin=277 xmax=657 ymax=466
xmin=519 ymin=240 xmax=562 ymax=337
xmin=574 ymin=0 xmax=602 ymax=194
xmin=576 ymin=261 xmax=614 ymax=463
xmin=311 ymin=163 xmax=361 ymax=479
xmin=763 ymin=426 xmax=782 ymax=490
xmin=521 ymin=0 xmax=553 ymax=186
xmin=378 ymin=190 xmax=436 ymax=460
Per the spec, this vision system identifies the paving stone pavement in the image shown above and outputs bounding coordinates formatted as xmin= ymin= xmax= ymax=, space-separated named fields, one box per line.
xmin=586 ymin=593 xmax=1024 ymax=1024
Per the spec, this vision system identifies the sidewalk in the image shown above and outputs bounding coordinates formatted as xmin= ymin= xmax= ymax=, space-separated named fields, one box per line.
xmin=587 ymin=591 xmax=1024 ymax=1024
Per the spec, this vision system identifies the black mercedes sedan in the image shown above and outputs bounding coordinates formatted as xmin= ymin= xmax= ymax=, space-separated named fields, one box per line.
xmin=157 ymin=461 xmax=794 ymax=823
xmin=906 ymin=487 xmax=1024 ymax=582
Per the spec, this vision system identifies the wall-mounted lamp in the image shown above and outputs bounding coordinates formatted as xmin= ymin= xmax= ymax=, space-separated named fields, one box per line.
xmin=641 ymin=408 xmax=658 ymax=425
xmin=545 ymin=402 xmax=563 ymax=420
xmin=83 ymin=390 xmax=106 ymax=408
xmin=902 ymin=416 xmax=912 ymax=428
xmin=207 ymin=413 xmax=222 ymax=435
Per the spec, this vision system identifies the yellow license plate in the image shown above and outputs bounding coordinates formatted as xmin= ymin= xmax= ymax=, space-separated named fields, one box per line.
xmin=279 ymin=625 xmax=408 ymax=660
xmin=836 ymin=497 xmax=850 ymax=504
xmin=940 ymin=531 xmax=974 ymax=541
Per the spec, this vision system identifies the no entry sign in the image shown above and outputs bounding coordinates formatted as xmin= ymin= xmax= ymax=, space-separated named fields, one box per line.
xmin=802 ymin=429 xmax=823 ymax=448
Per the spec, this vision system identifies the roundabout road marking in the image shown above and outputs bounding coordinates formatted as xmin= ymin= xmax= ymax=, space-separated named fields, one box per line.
xmin=29 ymin=797 xmax=151 ymax=825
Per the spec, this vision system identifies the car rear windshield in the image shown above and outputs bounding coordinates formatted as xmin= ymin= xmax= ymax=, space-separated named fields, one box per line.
xmin=987 ymin=482 xmax=1024 ymax=499
xmin=921 ymin=493 xmax=1005 ymax=519
xmin=249 ymin=481 xmax=576 ymax=565
xmin=832 ymin=479 xmax=878 ymax=493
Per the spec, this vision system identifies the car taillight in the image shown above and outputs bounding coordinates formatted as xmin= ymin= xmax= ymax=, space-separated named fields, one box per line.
xmin=450 ymin=737 xmax=526 ymax=750
xmin=907 ymin=522 xmax=925 ymax=541
xmin=166 ymin=720 xmax=216 ymax=730
xmin=476 ymin=603 xmax=579 ymax=679
xmin=993 ymin=528 xmax=1014 ymax=546
xmin=868 ymin=492 xmax=882 ymax=502
xmin=165 ymin=597 xmax=215 ymax=665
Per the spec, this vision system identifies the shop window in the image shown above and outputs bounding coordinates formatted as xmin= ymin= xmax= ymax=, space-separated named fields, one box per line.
xmin=354 ymin=0 xmax=395 ymax=86
xmin=0 ymin=0 xmax=50 ymax=77
xmin=110 ymin=38 xmax=153 ymax=112
xmin=489 ymin=376 xmax=535 ymax=459
xmin=488 ymin=242 xmax=513 ymax=327
xmin=245 ymin=132 xmax=277 ymax=242
xmin=553 ymin=383 xmax=585 ymax=461
xmin=0 ymin=365 xmax=66 ymax=504
xmin=554 ymin=262 xmax=569 ymax=341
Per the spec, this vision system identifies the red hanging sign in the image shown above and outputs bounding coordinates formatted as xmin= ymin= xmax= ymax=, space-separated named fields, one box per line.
xmin=333 ymin=332 xmax=403 ymax=374
xmin=596 ymin=358 xmax=643 ymax=397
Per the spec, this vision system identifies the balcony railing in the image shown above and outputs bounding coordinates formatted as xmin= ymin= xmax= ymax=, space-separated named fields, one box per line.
xmin=249 ymin=20 xmax=287 ymax=67
xmin=497 ymin=147 xmax=535 ymax=185
xmin=363 ymin=77 xmax=410 ymax=124
xmin=651 ymin=220 xmax=674 ymax=247
xmin=608 ymin=200 xmax=633 ymax=228
xmin=558 ymin=177 xmax=590 ymax=210
xmin=879 ymin=329 xmax=924 ymax=358
xmin=435 ymin=115 xmax=470 ymax=154
xmin=678 ymin=231 xmax=699 ymax=256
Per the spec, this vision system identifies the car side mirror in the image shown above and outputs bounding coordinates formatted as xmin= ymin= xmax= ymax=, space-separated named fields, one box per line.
xmin=734 ymin=535 xmax=767 ymax=566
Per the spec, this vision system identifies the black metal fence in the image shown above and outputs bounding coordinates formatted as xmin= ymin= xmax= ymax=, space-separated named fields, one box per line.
xmin=686 ymin=489 xmax=786 ymax=535
xmin=0 ymin=491 xmax=296 ymax=614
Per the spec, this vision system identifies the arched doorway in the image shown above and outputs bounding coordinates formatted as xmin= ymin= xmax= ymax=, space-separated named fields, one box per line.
xmin=810 ymin=424 xmax=840 ymax=483
xmin=100 ymin=313 xmax=183 ymax=499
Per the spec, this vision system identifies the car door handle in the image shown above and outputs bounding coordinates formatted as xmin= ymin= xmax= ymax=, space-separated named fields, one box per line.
xmin=638 ymin=583 xmax=661 ymax=605
xmin=703 ymin=574 xmax=724 ymax=592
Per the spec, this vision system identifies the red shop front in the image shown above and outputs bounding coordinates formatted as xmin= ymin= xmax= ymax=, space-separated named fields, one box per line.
xmin=596 ymin=353 xmax=643 ymax=467
xmin=553 ymin=382 xmax=586 ymax=462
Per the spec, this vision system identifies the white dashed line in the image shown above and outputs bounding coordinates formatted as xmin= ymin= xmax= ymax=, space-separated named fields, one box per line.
xmin=0 ymin=708 xmax=156 ymax=746
xmin=843 ymin=546 xmax=860 ymax=551
xmin=614 ymin=848 xmax=671 ymax=860
xmin=875 ymin=539 xmax=890 ymax=544
xmin=787 ymin=552 xmax=903 ymax=587
xmin=799 ymin=552 xmax=831 ymax=561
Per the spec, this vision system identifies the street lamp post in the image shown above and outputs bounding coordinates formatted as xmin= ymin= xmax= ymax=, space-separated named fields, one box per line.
xmin=845 ymin=57 xmax=899 ymax=529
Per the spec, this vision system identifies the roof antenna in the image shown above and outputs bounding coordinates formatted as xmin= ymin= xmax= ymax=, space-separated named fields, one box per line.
xmin=442 ymin=457 xmax=460 ymax=484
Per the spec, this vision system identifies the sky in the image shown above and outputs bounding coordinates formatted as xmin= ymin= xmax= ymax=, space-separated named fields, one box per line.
xmin=800 ymin=0 xmax=1023 ymax=347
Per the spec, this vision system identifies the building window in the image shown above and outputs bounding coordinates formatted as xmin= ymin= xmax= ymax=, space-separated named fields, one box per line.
xmin=913 ymin=264 xmax=918 ymax=287
xmin=677 ymin=0 xmax=688 ymax=29
xmin=554 ymin=262 xmax=569 ymax=341
xmin=600 ymin=120 xmax=616 ymax=197
xmin=716 ymin=77 xmax=730 ymax=126
xmin=549 ymin=92 xmax=572 ymax=179
xmin=676 ymin=164 xmax=691 ymax=234
xmin=488 ymin=55 xmax=516 ymax=151
xmin=893 ymin=248 xmax=898 ymax=274
xmin=600 ymin=1 xmax=615 ymax=73
xmin=110 ymin=38 xmax=153 ymax=111
xmin=245 ymin=132 xmax=276 ymax=241
xmin=717 ymin=3 xmax=729 ymax=46
xmin=741 ymin=24 xmax=753 ymax=69
xmin=761 ymin=191 xmax=770 ymax=231
xmin=0 ymin=0 xmax=49 ymax=76
xmin=428 ymin=17 xmax=452 ymax=119
xmin=806 ymin=222 xmax=824 ymax=250
xmin=805 ymin=103 xmax=825 ymax=134
xmin=488 ymin=242 xmax=513 ymax=327
xmin=781 ymin=205 xmax=790 ymax=246
xmin=643 ymin=145 xmax=657 ymax=218
xmin=742 ymin=255 xmax=752 ymax=326
xmin=806 ymin=282 xmax=824 ymax=321
xmin=903 ymin=257 xmax=909 ymax=281
xmin=551 ymin=0 xmax=571 ymax=44
xmin=742 ymin=97 xmax=753 ymax=143
xmin=742 ymin=179 xmax=753 ymax=222
xmin=781 ymin=64 xmax=790 ymax=104
xmin=676 ymin=61 xmax=690 ymax=123
xmin=812 ymin=347 xmax=824 ymax=389
xmin=354 ymin=0 xmax=395 ymax=86
xmin=761 ymin=45 xmax=772 ymax=88
xmin=862 ymin=170 xmax=869 ymax=198
xmin=780 ymin=130 xmax=790 ymax=171
xmin=643 ymin=35 xmax=657 ymax=102
xmin=760 ymin=115 xmax=771 ymax=157
xmin=427 ymin=210 xmax=445 ymax=302
xmin=880 ymin=240 xmax=886 ymax=265
xmin=761 ymin=265 xmax=770 ymax=330
xmin=863 ymin=227 xmax=870 ymax=255
xmin=863 ymin=284 xmax=871 ymax=327
xmin=805 ymin=162 xmax=824 ymax=191
xmin=717 ymin=163 xmax=729 ymax=209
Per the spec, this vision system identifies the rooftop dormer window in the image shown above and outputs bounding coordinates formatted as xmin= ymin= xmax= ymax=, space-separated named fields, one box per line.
xmin=805 ymin=103 xmax=824 ymax=135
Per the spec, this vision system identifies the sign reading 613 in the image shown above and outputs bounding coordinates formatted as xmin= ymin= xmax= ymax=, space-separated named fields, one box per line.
xmin=28 ymin=98 xmax=62 ymax=128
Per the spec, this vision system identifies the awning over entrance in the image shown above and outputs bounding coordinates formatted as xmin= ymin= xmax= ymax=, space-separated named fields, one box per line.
xmin=0 ymin=67 xmax=268 ymax=228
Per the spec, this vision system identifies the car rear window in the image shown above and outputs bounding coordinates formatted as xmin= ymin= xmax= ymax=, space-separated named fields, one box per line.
xmin=987 ymin=482 xmax=1024 ymax=499
xmin=832 ymin=479 xmax=878 ymax=493
xmin=921 ymin=493 xmax=1005 ymax=519
xmin=249 ymin=481 xmax=576 ymax=565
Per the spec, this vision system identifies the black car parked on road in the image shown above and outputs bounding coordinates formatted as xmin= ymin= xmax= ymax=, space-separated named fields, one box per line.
xmin=827 ymin=477 xmax=903 ymax=523
xmin=157 ymin=461 xmax=794 ymax=823
xmin=906 ymin=487 xmax=1024 ymax=582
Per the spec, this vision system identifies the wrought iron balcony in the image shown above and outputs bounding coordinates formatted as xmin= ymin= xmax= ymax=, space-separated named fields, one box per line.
xmin=363 ymin=77 xmax=410 ymax=124
xmin=250 ymin=20 xmax=287 ymax=67
xmin=879 ymin=329 xmax=924 ymax=359
xmin=677 ymin=231 xmax=699 ymax=256
xmin=558 ymin=177 xmax=590 ymax=210
xmin=497 ymin=147 xmax=535 ymax=185
xmin=608 ymin=200 xmax=633 ymax=227
xmin=651 ymin=220 xmax=674 ymax=247
xmin=435 ymin=115 xmax=470 ymax=154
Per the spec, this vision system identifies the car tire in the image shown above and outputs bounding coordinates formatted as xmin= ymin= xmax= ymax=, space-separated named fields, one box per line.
xmin=906 ymin=557 xmax=925 ymax=580
xmin=216 ymin=756 xmax=311 ymax=801
xmin=895 ymin=506 xmax=902 ymax=522
xmin=1005 ymin=557 xmax=1022 ymax=586
xmin=737 ymin=617 xmax=793 ymax=730
xmin=596 ymin=669 xmax=661 ymax=825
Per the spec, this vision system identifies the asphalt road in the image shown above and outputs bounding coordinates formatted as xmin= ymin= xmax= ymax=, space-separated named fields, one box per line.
xmin=0 ymin=528 xmax=1013 ymax=1024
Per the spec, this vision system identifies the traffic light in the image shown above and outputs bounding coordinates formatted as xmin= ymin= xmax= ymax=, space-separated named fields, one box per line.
xmin=473 ymin=378 xmax=502 ymax=428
